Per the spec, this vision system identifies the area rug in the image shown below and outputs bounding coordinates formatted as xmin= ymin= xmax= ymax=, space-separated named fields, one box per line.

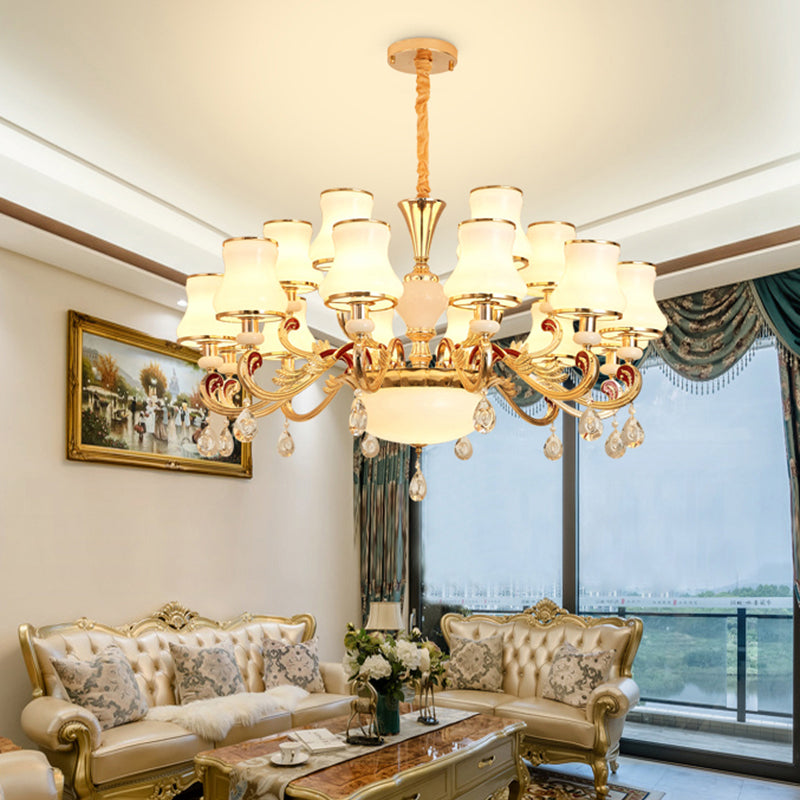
xmin=525 ymin=768 xmax=665 ymax=800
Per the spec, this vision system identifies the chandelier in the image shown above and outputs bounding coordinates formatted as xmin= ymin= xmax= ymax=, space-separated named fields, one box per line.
xmin=176 ymin=37 xmax=667 ymax=500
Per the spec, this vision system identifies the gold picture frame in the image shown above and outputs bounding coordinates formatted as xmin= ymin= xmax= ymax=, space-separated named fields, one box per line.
xmin=66 ymin=310 xmax=252 ymax=478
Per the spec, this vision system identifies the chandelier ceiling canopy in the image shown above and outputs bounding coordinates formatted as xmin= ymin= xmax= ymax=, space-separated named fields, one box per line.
xmin=176 ymin=36 xmax=667 ymax=499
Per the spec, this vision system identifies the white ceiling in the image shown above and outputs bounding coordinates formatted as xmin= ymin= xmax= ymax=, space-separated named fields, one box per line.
xmin=1 ymin=0 xmax=799 ymax=338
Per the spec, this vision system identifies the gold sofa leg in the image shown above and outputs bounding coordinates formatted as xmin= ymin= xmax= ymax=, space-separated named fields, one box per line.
xmin=591 ymin=758 xmax=610 ymax=799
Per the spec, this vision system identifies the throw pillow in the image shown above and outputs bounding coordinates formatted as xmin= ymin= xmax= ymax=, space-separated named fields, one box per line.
xmin=542 ymin=642 xmax=616 ymax=707
xmin=447 ymin=635 xmax=504 ymax=692
xmin=51 ymin=643 xmax=148 ymax=730
xmin=170 ymin=641 xmax=246 ymax=705
xmin=262 ymin=637 xmax=325 ymax=692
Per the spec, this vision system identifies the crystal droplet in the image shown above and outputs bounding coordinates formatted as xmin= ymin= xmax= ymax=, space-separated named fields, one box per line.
xmin=218 ymin=425 xmax=234 ymax=457
xmin=197 ymin=426 xmax=218 ymax=457
xmin=578 ymin=407 xmax=603 ymax=442
xmin=409 ymin=462 xmax=427 ymax=502
xmin=473 ymin=391 xmax=496 ymax=434
xmin=361 ymin=433 xmax=380 ymax=459
xmin=621 ymin=406 xmax=645 ymax=448
xmin=233 ymin=407 xmax=258 ymax=443
xmin=605 ymin=420 xmax=626 ymax=459
xmin=454 ymin=436 xmax=473 ymax=460
xmin=543 ymin=425 xmax=563 ymax=461
xmin=349 ymin=390 xmax=368 ymax=436
xmin=277 ymin=421 xmax=295 ymax=458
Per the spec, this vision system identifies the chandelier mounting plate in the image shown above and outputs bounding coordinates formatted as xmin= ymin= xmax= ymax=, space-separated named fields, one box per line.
xmin=387 ymin=37 xmax=458 ymax=74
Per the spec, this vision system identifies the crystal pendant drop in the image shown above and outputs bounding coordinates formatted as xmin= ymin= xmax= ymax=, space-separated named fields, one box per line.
xmin=473 ymin=391 xmax=496 ymax=434
xmin=360 ymin=433 xmax=380 ymax=459
xmin=277 ymin=420 xmax=295 ymax=458
xmin=543 ymin=424 xmax=563 ymax=461
xmin=409 ymin=461 xmax=427 ymax=502
xmin=621 ymin=405 xmax=645 ymax=448
xmin=349 ymin=390 xmax=368 ymax=436
xmin=197 ymin=426 xmax=218 ymax=457
xmin=578 ymin=407 xmax=603 ymax=442
xmin=454 ymin=436 xmax=473 ymax=460
xmin=605 ymin=419 xmax=626 ymax=459
xmin=217 ymin=425 xmax=234 ymax=457
xmin=233 ymin=407 xmax=258 ymax=443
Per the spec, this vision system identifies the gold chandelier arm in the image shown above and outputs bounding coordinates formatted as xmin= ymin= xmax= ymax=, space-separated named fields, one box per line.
xmin=500 ymin=349 xmax=600 ymax=402
xmin=519 ymin=316 xmax=564 ymax=359
xmin=236 ymin=349 xmax=335 ymax=404
xmin=352 ymin=342 xmax=392 ymax=393
xmin=493 ymin=385 xmax=559 ymax=427
xmin=281 ymin=377 xmax=347 ymax=422
xmin=451 ymin=343 xmax=486 ymax=394
xmin=414 ymin=49 xmax=433 ymax=198
xmin=277 ymin=316 xmax=316 ymax=360
xmin=199 ymin=374 xmax=279 ymax=419
xmin=576 ymin=363 xmax=643 ymax=412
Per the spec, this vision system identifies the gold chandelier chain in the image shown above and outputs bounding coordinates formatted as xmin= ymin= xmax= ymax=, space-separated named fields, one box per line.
xmin=414 ymin=49 xmax=433 ymax=198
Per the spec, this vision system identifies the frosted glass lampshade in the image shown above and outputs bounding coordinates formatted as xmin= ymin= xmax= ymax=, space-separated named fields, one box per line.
xmin=445 ymin=219 xmax=526 ymax=310
xmin=214 ymin=237 xmax=286 ymax=323
xmin=521 ymin=221 xmax=576 ymax=298
xmin=469 ymin=186 xmax=532 ymax=267
xmin=444 ymin=306 xmax=474 ymax=343
xmin=549 ymin=239 xmax=625 ymax=321
xmin=177 ymin=274 xmax=237 ymax=344
xmin=602 ymin=261 xmax=667 ymax=339
xmin=362 ymin=386 xmax=476 ymax=444
xmin=320 ymin=219 xmax=402 ymax=312
xmin=260 ymin=297 xmax=316 ymax=360
xmin=370 ymin=308 xmax=396 ymax=345
xmin=262 ymin=220 xmax=318 ymax=293
xmin=365 ymin=601 xmax=404 ymax=630
xmin=309 ymin=188 xmax=374 ymax=271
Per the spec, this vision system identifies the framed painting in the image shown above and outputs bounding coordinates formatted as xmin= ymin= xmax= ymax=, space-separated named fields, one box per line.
xmin=66 ymin=310 xmax=252 ymax=478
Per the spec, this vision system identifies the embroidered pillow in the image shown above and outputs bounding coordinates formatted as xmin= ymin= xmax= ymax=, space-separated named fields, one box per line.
xmin=51 ymin=643 xmax=148 ymax=730
xmin=170 ymin=641 xmax=246 ymax=705
xmin=262 ymin=637 xmax=325 ymax=692
xmin=542 ymin=642 xmax=616 ymax=707
xmin=447 ymin=635 xmax=504 ymax=692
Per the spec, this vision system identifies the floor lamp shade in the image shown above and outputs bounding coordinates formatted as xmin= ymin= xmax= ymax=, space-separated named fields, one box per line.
xmin=365 ymin=601 xmax=404 ymax=630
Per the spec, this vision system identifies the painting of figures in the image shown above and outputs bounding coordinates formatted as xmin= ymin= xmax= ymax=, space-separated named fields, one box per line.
xmin=66 ymin=311 xmax=252 ymax=477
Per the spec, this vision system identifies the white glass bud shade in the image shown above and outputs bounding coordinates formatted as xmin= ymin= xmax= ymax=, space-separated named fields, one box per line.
xmin=260 ymin=297 xmax=316 ymax=360
xmin=445 ymin=219 xmax=526 ymax=310
xmin=320 ymin=219 xmax=402 ymax=312
xmin=601 ymin=261 xmax=667 ymax=339
xmin=309 ymin=189 xmax=374 ymax=271
xmin=445 ymin=306 xmax=474 ymax=343
xmin=469 ymin=186 xmax=532 ymax=267
xmin=177 ymin=274 xmax=237 ymax=344
xmin=370 ymin=309 xmax=396 ymax=345
xmin=549 ymin=239 xmax=625 ymax=321
xmin=214 ymin=237 xmax=286 ymax=323
xmin=521 ymin=221 xmax=576 ymax=298
xmin=262 ymin=220 xmax=318 ymax=293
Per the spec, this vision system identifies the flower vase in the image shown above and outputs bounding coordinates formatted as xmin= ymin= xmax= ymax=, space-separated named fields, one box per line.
xmin=376 ymin=692 xmax=400 ymax=735
xmin=417 ymin=677 xmax=438 ymax=725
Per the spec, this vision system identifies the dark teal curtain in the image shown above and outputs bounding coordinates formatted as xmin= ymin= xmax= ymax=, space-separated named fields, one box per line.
xmin=353 ymin=439 xmax=411 ymax=624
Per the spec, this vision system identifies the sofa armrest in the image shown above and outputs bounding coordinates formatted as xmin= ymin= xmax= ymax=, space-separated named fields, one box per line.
xmin=585 ymin=678 xmax=640 ymax=721
xmin=319 ymin=662 xmax=350 ymax=695
xmin=21 ymin=697 xmax=102 ymax=752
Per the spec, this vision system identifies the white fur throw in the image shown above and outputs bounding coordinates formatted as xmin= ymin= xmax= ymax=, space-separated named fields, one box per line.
xmin=146 ymin=686 xmax=309 ymax=741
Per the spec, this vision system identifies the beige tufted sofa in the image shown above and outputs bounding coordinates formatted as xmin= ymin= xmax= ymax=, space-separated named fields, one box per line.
xmin=18 ymin=603 xmax=351 ymax=800
xmin=437 ymin=599 xmax=643 ymax=799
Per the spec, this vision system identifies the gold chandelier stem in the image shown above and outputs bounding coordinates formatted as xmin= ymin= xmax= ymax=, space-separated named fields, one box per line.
xmin=414 ymin=49 xmax=433 ymax=198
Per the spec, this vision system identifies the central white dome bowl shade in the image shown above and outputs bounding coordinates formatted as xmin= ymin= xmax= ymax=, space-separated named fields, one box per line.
xmin=362 ymin=386 xmax=477 ymax=445
xmin=309 ymin=188 xmax=374 ymax=271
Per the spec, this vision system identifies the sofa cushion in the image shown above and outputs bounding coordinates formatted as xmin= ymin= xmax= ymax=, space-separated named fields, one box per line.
xmin=51 ymin=644 xmax=148 ymax=731
xmin=541 ymin=643 xmax=615 ymax=708
xmin=170 ymin=641 xmax=245 ymax=704
xmin=435 ymin=689 xmax=510 ymax=714
xmin=263 ymin=637 xmax=325 ymax=692
xmin=494 ymin=697 xmax=596 ymax=749
xmin=291 ymin=693 xmax=354 ymax=727
xmin=447 ymin=635 xmax=504 ymax=692
xmin=90 ymin=719 xmax=209 ymax=785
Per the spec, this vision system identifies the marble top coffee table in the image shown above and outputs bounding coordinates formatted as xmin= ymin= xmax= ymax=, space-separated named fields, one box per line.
xmin=195 ymin=712 xmax=528 ymax=800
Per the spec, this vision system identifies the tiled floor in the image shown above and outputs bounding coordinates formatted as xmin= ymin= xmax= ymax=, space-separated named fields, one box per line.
xmin=541 ymin=756 xmax=800 ymax=799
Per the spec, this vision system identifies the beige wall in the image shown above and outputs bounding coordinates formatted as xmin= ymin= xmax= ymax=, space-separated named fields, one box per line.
xmin=0 ymin=248 xmax=359 ymax=746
